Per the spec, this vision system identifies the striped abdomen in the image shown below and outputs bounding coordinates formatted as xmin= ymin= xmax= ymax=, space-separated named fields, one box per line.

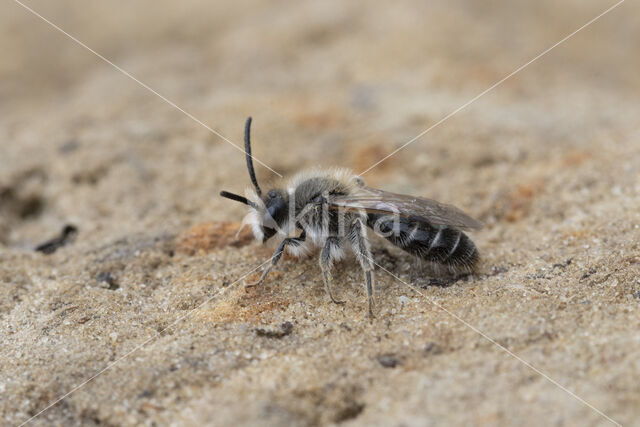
xmin=366 ymin=213 xmax=479 ymax=270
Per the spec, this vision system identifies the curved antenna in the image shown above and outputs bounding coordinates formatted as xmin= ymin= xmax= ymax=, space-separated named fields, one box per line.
xmin=244 ymin=117 xmax=262 ymax=197
xmin=220 ymin=191 xmax=259 ymax=210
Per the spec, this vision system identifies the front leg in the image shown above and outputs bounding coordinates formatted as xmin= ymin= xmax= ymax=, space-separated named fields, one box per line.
xmin=246 ymin=231 xmax=306 ymax=289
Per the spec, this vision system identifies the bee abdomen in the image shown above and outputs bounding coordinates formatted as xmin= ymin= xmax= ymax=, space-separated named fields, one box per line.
xmin=367 ymin=214 xmax=478 ymax=270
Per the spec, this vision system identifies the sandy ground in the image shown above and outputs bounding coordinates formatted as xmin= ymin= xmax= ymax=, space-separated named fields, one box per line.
xmin=1 ymin=1 xmax=639 ymax=426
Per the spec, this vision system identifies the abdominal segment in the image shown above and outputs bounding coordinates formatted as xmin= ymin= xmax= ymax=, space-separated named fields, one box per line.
xmin=366 ymin=213 xmax=479 ymax=270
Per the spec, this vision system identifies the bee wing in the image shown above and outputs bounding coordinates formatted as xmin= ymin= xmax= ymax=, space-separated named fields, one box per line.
xmin=329 ymin=187 xmax=483 ymax=230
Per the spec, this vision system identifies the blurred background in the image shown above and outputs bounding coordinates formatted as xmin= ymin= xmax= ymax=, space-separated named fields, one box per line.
xmin=1 ymin=0 xmax=637 ymax=245
xmin=1 ymin=1 xmax=639 ymax=425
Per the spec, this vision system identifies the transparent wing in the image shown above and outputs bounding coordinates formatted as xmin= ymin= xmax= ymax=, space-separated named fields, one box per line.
xmin=329 ymin=186 xmax=483 ymax=230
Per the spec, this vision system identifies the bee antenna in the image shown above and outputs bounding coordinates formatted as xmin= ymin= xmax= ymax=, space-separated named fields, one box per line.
xmin=244 ymin=117 xmax=262 ymax=197
xmin=220 ymin=191 xmax=260 ymax=210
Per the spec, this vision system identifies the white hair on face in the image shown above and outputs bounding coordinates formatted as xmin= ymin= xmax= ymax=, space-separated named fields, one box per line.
xmin=240 ymin=187 xmax=264 ymax=242
xmin=242 ymin=186 xmax=291 ymax=242
xmin=245 ymin=209 xmax=263 ymax=242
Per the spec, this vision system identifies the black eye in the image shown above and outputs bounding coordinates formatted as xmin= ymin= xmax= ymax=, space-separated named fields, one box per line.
xmin=263 ymin=189 xmax=287 ymax=234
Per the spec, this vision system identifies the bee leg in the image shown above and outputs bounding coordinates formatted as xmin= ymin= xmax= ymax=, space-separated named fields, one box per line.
xmin=245 ymin=232 xmax=306 ymax=289
xmin=350 ymin=218 xmax=376 ymax=317
xmin=320 ymin=237 xmax=345 ymax=304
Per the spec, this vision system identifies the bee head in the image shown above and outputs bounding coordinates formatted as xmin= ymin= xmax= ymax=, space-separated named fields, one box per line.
xmin=259 ymin=188 xmax=288 ymax=242
xmin=220 ymin=117 xmax=288 ymax=243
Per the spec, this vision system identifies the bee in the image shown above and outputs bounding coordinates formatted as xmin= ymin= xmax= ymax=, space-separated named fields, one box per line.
xmin=220 ymin=117 xmax=482 ymax=316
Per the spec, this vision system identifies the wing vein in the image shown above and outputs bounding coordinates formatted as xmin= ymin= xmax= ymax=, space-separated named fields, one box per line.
xmin=329 ymin=187 xmax=482 ymax=230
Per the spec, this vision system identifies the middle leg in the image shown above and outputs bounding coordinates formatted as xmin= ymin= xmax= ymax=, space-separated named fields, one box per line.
xmin=319 ymin=236 xmax=345 ymax=304
xmin=350 ymin=218 xmax=376 ymax=317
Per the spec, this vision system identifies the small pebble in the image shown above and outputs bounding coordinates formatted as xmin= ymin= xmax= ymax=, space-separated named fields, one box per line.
xmin=377 ymin=353 xmax=401 ymax=368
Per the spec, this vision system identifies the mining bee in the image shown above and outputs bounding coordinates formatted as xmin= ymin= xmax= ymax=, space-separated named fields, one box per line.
xmin=220 ymin=117 xmax=482 ymax=316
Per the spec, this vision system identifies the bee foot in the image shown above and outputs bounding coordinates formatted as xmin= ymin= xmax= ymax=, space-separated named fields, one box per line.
xmin=330 ymin=297 xmax=346 ymax=305
xmin=244 ymin=280 xmax=263 ymax=290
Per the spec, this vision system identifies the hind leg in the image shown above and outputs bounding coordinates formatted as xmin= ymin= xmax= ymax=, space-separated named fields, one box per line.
xmin=350 ymin=218 xmax=376 ymax=317
xmin=319 ymin=236 xmax=345 ymax=304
